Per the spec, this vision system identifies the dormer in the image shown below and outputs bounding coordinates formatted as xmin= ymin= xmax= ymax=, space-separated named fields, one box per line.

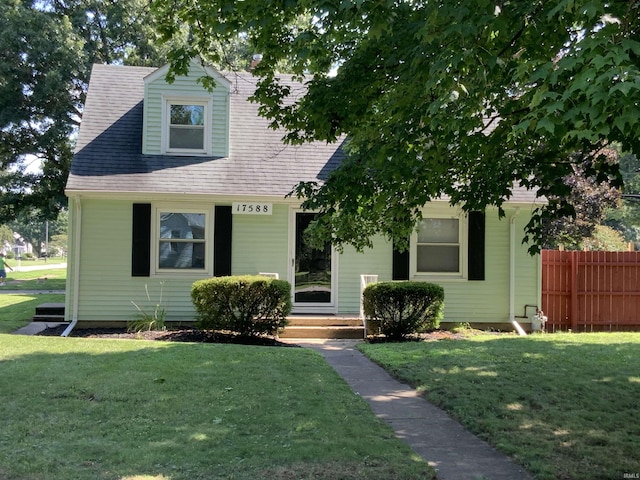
xmin=142 ymin=58 xmax=231 ymax=157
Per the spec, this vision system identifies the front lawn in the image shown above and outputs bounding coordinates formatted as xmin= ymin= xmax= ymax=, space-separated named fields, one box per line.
xmin=0 ymin=294 xmax=65 ymax=333
xmin=0 ymin=335 xmax=434 ymax=480
xmin=359 ymin=332 xmax=640 ymax=480
xmin=0 ymin=266 xmax=66 ymax=291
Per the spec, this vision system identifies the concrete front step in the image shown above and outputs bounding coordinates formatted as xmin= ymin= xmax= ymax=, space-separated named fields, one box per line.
xmin=279 ymin=326 xmax=364 ymax=339
xmin=286 ymin=315 xmax=363 ymax=327
xmin=28 ymin=304 xmax=364 ymax=338
xmin=281 ymin=315 xmax=364 ymax=339
xmin=32 ymin=314 xmax=66 ymax=322
xmin=33 ymin=303 xmax=66 ymax=322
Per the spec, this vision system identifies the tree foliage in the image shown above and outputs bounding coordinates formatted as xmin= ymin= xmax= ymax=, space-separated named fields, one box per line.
xmin=605 ymin=153 xmax=640 ymax=243
xmin=542 ymin=150 xmax=621 ymax=250
xmin=0 ymin=0 xmax=177 ymax=223
xmin=9 ymin=208 xmax=67 ymax=257
xmin=0 ymin=0 xmax=83 ymax=220
xmin=153 ymin=0 xmax=639 ymax=252
xmin=0 ymin=0 xmax=265 ymax=225
xmin=0 ymin=224 xmax=13 ymax=248
xmin=582 ymin=225 xmax=629 ymax=251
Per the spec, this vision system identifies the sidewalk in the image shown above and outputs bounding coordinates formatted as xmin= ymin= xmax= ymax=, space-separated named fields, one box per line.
xmin=0 ymin=290 xmax=65 ymax=294
xmin=11 ymin=262 xmax=67 ymax=272
xmin=289 ymin=339 xmax=533 ymax=480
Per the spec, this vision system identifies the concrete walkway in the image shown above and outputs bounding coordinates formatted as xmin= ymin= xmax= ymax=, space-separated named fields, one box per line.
xmin=12 ymin=322 xmax=66 ymax=335
xmin=288 ymin=339 xmax=533 ymax=480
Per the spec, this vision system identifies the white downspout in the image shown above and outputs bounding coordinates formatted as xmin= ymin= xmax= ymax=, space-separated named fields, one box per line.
xmin=537 ymin=248 xmax=542 ymax=319
xmin=509 ymin=208 xmax=526 ymax=336
xmin=62 ymin=197 xmax=81 ymax=337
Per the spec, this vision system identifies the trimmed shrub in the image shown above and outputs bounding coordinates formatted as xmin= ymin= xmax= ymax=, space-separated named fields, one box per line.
xmin=362 ymin=281 xmax=444 ymax=340
xmin=191 ymin=275 xmax=291 ymax=337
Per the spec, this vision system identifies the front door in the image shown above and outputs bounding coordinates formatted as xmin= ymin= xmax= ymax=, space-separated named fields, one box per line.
xmin=291 ymin=211 xmax=336 ymax=313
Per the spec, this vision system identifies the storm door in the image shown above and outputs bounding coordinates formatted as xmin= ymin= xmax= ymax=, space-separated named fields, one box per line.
xmin=291 ymin=212 xmax=336 ymax=312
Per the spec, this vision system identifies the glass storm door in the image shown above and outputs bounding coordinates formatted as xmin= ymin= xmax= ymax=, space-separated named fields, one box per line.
xmin=292 ymin=212 xmax=335 ymax=311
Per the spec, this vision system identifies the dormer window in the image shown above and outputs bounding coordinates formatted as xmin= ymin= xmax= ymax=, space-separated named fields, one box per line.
xmin=162 ymin=96 xmax=212 ymax=155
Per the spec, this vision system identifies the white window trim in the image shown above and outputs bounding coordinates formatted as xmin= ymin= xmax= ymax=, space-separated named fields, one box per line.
xmin=151 ymin=204 xmax=214 ymax=276
xmin=410 ymin=209 xmax=468 ymax=280
xmin=161 ymin=95 xmax=213 ymax=155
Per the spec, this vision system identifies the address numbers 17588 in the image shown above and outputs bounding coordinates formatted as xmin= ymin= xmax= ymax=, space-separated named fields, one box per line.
xmin=231 ymin=202 xmax=273 ymax=215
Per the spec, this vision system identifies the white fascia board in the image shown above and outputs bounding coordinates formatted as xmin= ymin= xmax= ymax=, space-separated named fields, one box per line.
xmin=143 ymin=57 xmax=232 ymax=89
xmin=64 ymin=189 xmax=303 ymax=204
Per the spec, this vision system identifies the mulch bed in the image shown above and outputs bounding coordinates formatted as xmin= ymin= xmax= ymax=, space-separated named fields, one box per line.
xmin=36 ymin=325 xmax=298 ymax=347
xmin=37 ymin=325 xmax=492 ymax=345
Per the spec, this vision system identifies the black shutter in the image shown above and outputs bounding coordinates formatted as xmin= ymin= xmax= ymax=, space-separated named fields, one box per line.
xmin=132 ymin=203 xmax=151 ymax=277
xmin=214 ymin=205 xmax=232 ymax=276
xmin=392 ymin=239 xmax=410 ymax=280
xmin=468 ymin=211 xmax=485 ymax=281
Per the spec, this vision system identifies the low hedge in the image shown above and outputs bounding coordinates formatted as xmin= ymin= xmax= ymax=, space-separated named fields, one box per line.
xmin=362 ymin=281 xmax=444 ymax=340
xmin=191 ymin=275 xmax=292 ymax=337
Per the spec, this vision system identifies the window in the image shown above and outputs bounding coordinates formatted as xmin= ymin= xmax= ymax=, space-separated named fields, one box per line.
xmin=156 ymin=211 xmax=208 ymax=271
xmin=415 ymin=216 xmax=464 ymax=275
xmin=163 ymin=97 xmax=211 ymax=154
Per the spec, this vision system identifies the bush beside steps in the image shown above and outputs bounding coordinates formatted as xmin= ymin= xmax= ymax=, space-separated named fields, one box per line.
xmin=363 ymin=281 xmax=444 ymax=341
xmin=191 ymin=275 xmax=292 ymax=337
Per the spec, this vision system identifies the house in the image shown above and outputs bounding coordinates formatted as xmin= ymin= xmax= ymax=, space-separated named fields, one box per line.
xmin=65 ymin=59 xmax=542 ymax=332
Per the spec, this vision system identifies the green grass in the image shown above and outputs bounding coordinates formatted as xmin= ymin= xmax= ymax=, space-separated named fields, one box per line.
xmin=0 ymin=335 xmax=434 ymax=480
xmin=359 ymin=332 xmax=640 ymax=480
xmin=0 ymin=264 xmax=66 ymax=291
xmin=0 ymin=294 xmax=65 ymax=333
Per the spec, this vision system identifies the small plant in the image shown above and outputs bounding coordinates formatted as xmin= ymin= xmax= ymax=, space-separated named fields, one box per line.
xmin=128 ymin=283 xmax=167 ymax=332
xmin=452 ymin=322 xmax=472 ymax=332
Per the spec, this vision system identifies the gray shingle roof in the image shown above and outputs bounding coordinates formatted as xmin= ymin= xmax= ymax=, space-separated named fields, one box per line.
xmin=67 ymin=64 xmax=344 ymax=197
xmin=68 ymin=64 xmax=539 ymax=205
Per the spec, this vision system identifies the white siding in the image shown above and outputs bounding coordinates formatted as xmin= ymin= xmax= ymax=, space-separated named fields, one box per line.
xmin=332 ymin=206 xmax=540 ymax=325
xmin=64 ymin=197 xmax=79 ymax=321
xmin=232 ymin=204 xmax=289 ymax=278
xmin=336 ymin=238 xmax=393 ymax=314
xmin=71 ymin=199 xmax=208 ymax=323
xmin=67 ymin=198 xmax=539 ymax=326
xmin=421 ymin=207 xmax=539 ymax=325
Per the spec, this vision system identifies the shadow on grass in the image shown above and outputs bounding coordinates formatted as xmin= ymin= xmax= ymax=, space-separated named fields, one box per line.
xmin=0 ymin=337 xmax=433 ymax=480
xmin=360 ymin=334 xmax=640 ymax=480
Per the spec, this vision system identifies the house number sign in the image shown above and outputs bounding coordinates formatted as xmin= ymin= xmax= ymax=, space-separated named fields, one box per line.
xmin=232 ymin=202 xmax=272 ymax=215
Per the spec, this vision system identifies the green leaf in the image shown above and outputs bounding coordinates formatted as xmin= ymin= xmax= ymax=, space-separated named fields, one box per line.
xmin=536 ymin=117 xmax=555 ymax=134
xmin=151 ymin=0 xmax=639 ymax=253
xmin=610 ymin=82 xmax=638 ymax=97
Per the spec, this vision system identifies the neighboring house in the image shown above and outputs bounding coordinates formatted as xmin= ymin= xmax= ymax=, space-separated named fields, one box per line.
xmin=6 ymin=234 xmax=32 ymax=258
xmin=65 ymin=59 xmax=542 ymax=330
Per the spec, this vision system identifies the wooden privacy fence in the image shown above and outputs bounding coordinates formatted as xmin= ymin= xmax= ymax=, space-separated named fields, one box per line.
xmin=541 ymin=250 xmax=640 ymax=331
